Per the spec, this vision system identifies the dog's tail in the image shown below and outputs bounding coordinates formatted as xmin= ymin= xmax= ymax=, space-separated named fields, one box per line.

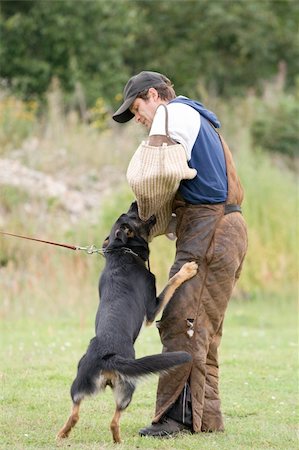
xmin=69 ymin=350 xmax=191 ymax=403
xmin=104 ymin=351 xmax=191 ymax=378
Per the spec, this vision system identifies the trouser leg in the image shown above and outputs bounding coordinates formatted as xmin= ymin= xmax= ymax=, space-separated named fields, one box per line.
xmin=165 ymin=323 xmax=225 ymax=432
xmin=201 ymin=330 xmax=225 ymax=431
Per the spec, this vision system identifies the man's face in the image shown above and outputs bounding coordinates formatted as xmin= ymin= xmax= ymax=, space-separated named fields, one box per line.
xmin=130 ymin=88 xmax=164 ymax=130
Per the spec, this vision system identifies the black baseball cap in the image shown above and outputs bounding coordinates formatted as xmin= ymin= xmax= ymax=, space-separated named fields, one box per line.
xmin=112 ymin=71 xmax=169 ymax=123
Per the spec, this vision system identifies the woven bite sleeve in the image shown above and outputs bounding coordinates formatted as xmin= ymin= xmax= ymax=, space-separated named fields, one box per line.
xmin=126 ymin=141 xmax=197 ymax=239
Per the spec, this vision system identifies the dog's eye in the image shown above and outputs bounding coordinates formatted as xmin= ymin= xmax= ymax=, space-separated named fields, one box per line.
xmin=120 ymin=224 xmax=135 ymax=238
xmin=121 ymin=223 xmax=131 ymax=231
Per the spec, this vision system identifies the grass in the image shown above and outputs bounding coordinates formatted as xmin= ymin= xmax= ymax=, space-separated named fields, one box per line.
xmin=1 ymin=294 xmax=298 ymax=450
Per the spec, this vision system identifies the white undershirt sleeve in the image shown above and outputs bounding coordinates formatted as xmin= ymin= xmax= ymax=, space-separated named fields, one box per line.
xmin=149 ymin=102 xmax=201 ymax=161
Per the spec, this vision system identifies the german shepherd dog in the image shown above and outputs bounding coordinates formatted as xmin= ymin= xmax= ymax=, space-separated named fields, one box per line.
xmin=57 ymin=202 xmax=197 ymax=443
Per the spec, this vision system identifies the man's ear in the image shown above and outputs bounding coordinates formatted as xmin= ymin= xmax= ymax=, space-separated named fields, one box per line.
xmin=148 ymin=87 xmax=159 ymax=100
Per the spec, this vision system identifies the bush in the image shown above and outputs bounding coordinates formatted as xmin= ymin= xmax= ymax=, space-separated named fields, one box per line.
xmin=251 ymin=95 xmax=299 ymax=158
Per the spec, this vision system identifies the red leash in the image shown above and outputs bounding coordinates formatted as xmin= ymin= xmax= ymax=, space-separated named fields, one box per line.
xmin=0 ymin=231 xmax=102 ymax=254
xmin=0 ymin=231 xmax=150 ymax=268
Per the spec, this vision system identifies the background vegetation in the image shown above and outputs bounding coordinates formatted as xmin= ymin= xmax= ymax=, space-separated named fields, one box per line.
xmin=1 ymin=0 xmax=299 ymax=104
xmin=0 ymin=1 xmax=298 ymax=449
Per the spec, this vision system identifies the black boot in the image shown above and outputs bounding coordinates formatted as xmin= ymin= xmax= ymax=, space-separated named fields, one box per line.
xmin=139 ymin=417 xmax=191 ymax=438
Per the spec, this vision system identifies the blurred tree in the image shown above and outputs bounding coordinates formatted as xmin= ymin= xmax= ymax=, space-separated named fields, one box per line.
xmin=1 ymin=0 xmax=298 ymax=106
xmin=129 ymin=0 xmax=299 ymax=97
xmin=0 ymin=0 xmax=137 ymax=106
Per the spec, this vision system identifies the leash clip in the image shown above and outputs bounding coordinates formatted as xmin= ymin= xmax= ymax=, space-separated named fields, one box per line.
xmin=76 ymin=244 xmax=103 ymax=255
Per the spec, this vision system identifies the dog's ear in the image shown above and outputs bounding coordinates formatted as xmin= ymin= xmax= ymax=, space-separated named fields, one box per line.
xmin=127 ymin=201 xmax=138 ymax=216
xmin=146 ymin=214 xmax=156 ymax=229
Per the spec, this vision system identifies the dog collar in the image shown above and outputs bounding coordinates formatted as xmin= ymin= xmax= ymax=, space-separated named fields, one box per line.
xmin=104 ymin=246 xmax=150 ymax=270
xmin=104 ymin=246 xmax=145 ymax=260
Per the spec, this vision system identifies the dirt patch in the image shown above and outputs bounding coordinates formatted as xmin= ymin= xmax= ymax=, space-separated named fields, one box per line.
xmin=0 ymin=158 xmax=124 ymax=224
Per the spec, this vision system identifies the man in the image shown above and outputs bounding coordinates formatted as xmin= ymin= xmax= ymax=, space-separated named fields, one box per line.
xmin=112 ymin=71 xmax=248 ymax=437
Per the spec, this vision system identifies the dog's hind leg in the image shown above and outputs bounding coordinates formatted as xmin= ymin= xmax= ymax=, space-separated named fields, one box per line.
xmin=56 ymin=401 xmax=81 ymax=439
xmin=110 ymin=378 xmax=136 ymax=443
xmin=110 ymin=407 xmax=122 ymax=444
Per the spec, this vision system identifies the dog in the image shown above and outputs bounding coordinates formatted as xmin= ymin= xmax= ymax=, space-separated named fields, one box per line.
xmin=57 ymin=202 xmax=198 ymax=443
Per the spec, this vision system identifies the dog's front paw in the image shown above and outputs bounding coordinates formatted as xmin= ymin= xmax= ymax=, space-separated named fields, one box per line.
xmin=180 ymin=261 xmax=198 ymax=280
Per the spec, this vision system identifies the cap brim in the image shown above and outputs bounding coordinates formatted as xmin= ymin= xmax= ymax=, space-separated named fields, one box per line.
xmin=112 ymin=95 xmax=136 ymax=123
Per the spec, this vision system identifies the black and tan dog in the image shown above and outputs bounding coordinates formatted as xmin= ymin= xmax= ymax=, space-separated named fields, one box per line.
xmin=57 ymin=202 xmax=197 ymax=443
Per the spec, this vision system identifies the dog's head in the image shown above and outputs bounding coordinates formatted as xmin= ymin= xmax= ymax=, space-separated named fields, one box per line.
xmin=103 ymin=202 xmax=156 ymax=248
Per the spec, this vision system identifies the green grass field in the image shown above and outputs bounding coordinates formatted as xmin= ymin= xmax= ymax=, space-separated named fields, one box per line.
xmin=1 ymin=293 xmax=297 ymax=450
